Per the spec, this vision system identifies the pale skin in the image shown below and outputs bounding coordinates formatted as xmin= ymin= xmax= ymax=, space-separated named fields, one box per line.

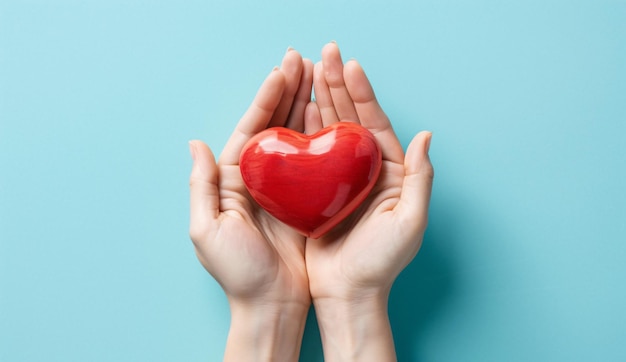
xmin=189 ymin=42 xmax=433 ymax=361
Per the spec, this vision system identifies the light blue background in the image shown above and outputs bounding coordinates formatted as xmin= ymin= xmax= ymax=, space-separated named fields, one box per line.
xmin=1 ymin=0 xmax=625 ymax=361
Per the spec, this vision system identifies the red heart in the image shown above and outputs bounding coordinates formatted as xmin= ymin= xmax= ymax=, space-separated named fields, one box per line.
xmin=239 ymin=122 xmax=382 ymax=238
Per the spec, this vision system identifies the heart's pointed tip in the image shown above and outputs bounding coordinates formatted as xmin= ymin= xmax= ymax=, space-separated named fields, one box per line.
xmin=308 ymin=226 xmax=332 ymax=239
xmin=304 ymin=229 xmax=322 ymax=239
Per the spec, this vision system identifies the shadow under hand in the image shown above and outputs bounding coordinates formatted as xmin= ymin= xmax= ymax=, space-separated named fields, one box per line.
xmin=300 ymin=198 xmax=459 ymax=362
xmin=389 ymin=197 xmax=458 ymax=361
xmin=299 ymin=307 xmax=324 ymax=362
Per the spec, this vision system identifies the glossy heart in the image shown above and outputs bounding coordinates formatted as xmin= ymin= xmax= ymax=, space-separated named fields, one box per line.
xmin=239 ymin=122 xmax=382 ymax=238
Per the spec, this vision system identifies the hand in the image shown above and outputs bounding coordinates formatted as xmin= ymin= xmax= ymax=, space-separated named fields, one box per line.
xmin=304 ymin=42 xmax=434 ymax=361
xmin=188 ymin=48 xmax=314 ymax=361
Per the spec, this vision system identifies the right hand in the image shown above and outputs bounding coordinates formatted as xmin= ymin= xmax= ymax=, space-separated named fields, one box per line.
xmin=188 ymin=48 xmax=314 ymax=310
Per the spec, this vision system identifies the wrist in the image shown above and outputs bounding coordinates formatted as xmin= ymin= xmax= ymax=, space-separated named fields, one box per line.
xmin=313 ymin=291 xmax=396 ymax=362
xmin=225 ymin=300 xmax=309 ymax=362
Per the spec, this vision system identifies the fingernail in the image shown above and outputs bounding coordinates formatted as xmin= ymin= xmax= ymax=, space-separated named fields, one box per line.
xmin=286 ymin=46 xmax=294 ymax=52
xmin=425 ymin=132 xmax=432 ymax=154
xmin=188 ymin=141 xmax=197 ymax=161
xmin=330 ymin=40 xmax=337 ymax=44
xmin=272 ymin=66 xmax=279 ymax=71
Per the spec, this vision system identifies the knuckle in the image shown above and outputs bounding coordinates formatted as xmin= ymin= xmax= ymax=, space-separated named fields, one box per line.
xmin=422 ymin=162 xmax=435 ymax=181
xmin=188 ymin=176 xmax=203 ymax=189
xmin=189 ymin=223 xmax=208 ymax=245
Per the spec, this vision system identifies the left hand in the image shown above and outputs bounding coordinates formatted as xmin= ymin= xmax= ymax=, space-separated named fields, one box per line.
xmin=306 ymin=42 xmax=434 ymax=303
xmin=304 ymin=42 xmax=434 ymax=361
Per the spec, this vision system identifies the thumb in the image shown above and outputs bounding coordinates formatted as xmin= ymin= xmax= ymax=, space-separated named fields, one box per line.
xmin=189 ymin=140 xmax=220 ymax=240
xmin=395 ymin=131 xmax=434 ymax=234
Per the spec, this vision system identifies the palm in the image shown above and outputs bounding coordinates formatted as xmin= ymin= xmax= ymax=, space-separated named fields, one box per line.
xmin=306 ymin=158 xmax=418 ymax=300
xmin=206 ymin=163 xmax=307 ymax=301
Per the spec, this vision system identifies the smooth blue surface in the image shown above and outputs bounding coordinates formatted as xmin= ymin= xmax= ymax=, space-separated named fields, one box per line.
xmin=1 ymin=0 xmax=625 ymax=361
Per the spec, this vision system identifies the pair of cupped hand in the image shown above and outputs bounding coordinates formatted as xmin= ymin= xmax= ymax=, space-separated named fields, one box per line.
xmin=188 ymin=42 xmax=433 ymax=321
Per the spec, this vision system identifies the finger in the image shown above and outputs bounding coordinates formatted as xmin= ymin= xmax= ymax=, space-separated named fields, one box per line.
xmin=321 ymin=42 xmax=359 ymax=123
xmin=304 ymin=101 xmax=322 ymax=134
xmin=285 ymin=58 xmax=314 ymax=132
xmin=313 ymin=61 xmax=339 ymax=127
xmin=394 ymin=131 xmax=434 ymax=234
xmin=189 ymin=140 xmax=220 ymax=241
xmin=344 ymin=59 xmax=404 ymax=164
xmin=269 ymin=48 xmax=304 ymax=128
xmin=219 ymin=68 xmax=285 ymax=165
